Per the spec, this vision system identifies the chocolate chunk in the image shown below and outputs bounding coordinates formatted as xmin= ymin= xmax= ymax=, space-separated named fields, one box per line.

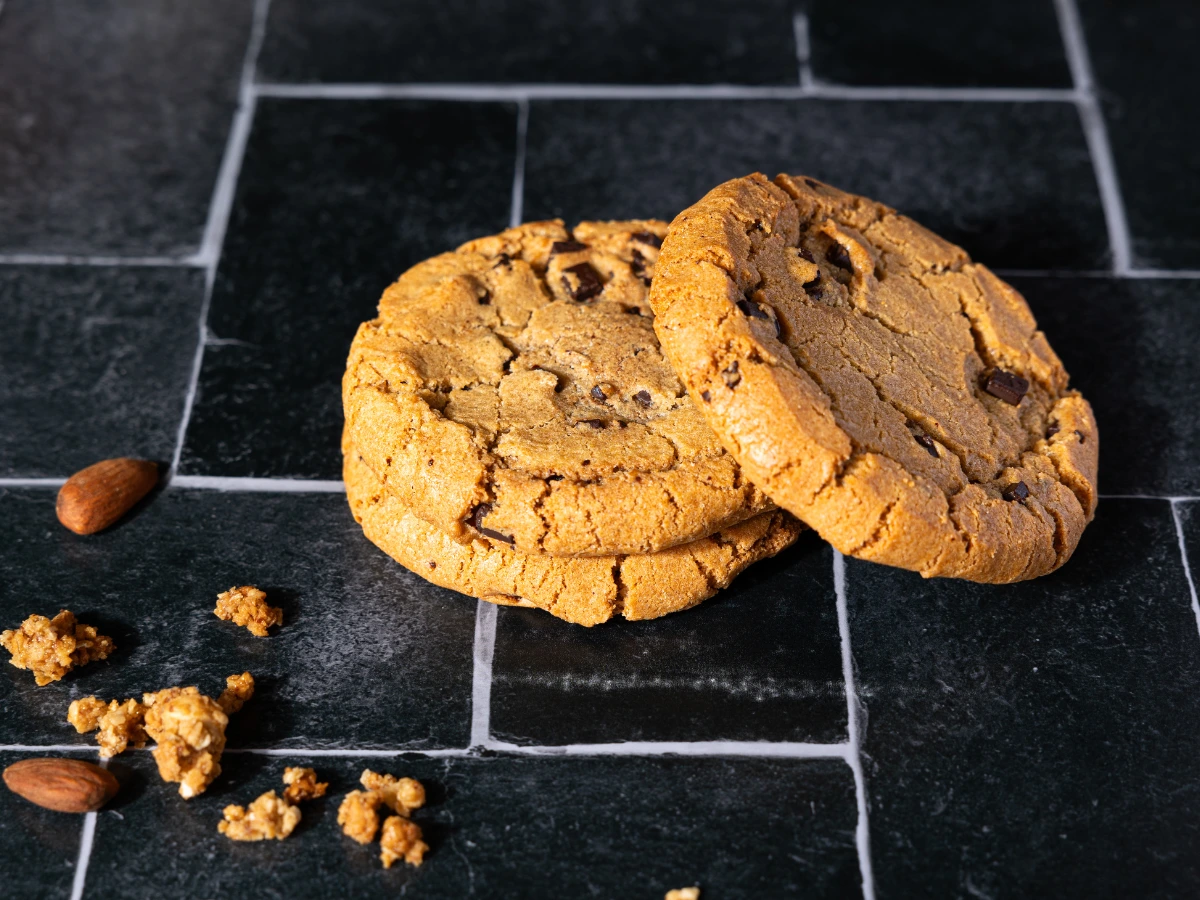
xmin=631 ymin=231 xmax=662 ymax=248
xmin=468 ymin=503 xmax=514 ymax=544
xmin=493 ymin=252 xmax=512 ymax=268
xmin=736 ymin=298 xmax=770 ymax=320
xmin=590 ymin=385 xmax=608 ymax=403
xmin=913 ymin=433 xmax=939 ymax=459
xmin=550 ymin=240 xmax=588 ymax=255
xmin=546 ymin=474 xmax=564 ymax=482
xmin=804 ymin=178 xmax=819 ymax=189
xmin=701 ymin=390 xmax=712 ymax=403
xmin=633 ymin=390 xmax=652 ymax=407
xmin=1046 ymin=421 xmax=1060 ymax=438
xmin=798 ymin=247 xmax=816 ymax=263
xmin=630 ymin=248 xmax=652 ymax=285
xmin=579 ymin=419 xmax=606 ymax=429
xmin=562 ymin=262 xmax=604 ymax=302
xmin=982 ymin=369 xmax=1030 ymax=406
xmin=722 ymin=361 xmax=741 ymax=389
xmin=1002 ymin=481 xmax=1030 ymax=502
xmin=826 ymin=242 xmax=852 ymax=271
xmin=428 ymin=561 xmax=436 ymax=570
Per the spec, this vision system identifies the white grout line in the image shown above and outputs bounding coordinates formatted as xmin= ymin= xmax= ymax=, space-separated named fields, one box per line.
xmin=508 ymin=100 xmax=529 ymax=228
xmin=254 ymin=81 xmax=1081 ymax=104
xmin=484 ymin=739 xmax=852 ymax=759
xmin=69 ymin=811 xmax=98 ymax=900
xmin=0 ymin=477 xmax=67 ymax=488
xmin=225 ymin=746 xmax=473 ymax=758
xmin=168 ymin=0 xmax=272 ymax=481
xmin=0 ymin=253 xmax=201 ymax=268
xmin=792 ymin=12 xmax=814 ymax=89
xmin=997 ymin=268 xmax=1200 ymax=280
xmin=470 ymin=601 xmax=499 ymax=748
xmin=169 ymin=475 xmax=345 ymax=492
xmin=1053 ymin=0 xmax=1133 ymax=275
xmin=1170 ymin=501 xmax=1200 ymax=640
xmin=834 ymin=551 xmax=877 ymax=900
xmin=0 ymin=744 xmax=97 ymax=753
xmin=1099 ymin=494 xmax=1196 ymax=502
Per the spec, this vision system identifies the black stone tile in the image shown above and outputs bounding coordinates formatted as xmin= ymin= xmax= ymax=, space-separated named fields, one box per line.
xmin=0 ymin=267 xmax=204 ymax=478
xmin=1014 ymin=275 xmax=1200 ymax=496
xmin=1079 ymin=0 xmax=1200 ymax=269
xmin=178 ymin=99 xmax=517 ymax=479
xmin=258 ymin=0 xmax=797 ymax=85
xmin=0 ymin=750 xmax=86 ymax=900
xmin=523 ymin=99 xmax=1109 ymax=271
xmin=85 ymin=752 xmax=859 ymax=899
xmin=490 ymin=534 xmax=847 ymax=745
xmin=0 ymin=489 xmax=475 ymax=750
xmin=807 ymin=0 xmax=1071 ymax=88
xmin=0 ymin=0 xmax=251 ymax=256
xmin=848 ymin=500 xmax=1200 ymax=897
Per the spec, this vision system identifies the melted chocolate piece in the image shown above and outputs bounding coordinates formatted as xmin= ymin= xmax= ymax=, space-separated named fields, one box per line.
xmin=737 ymin=298 xmax=770 ymax=320
xmin=1046 ymin=421 xmax=1060 ymax=438
xmin=549 ymin=240 xmax=588 ymax=255
xmin=467 ymin=503 xmax=514 ymax=544
xmin=591 ymin=385 xmax=608 ymax=403
xmin=633 ymin=390 xmax=652 ymax=407
xmin=562 ymin=262 xmax=604 ymax=302
xmin=630 ymin=248 xmax=652 ymax=285
xmin=982 ymin=369 xmax=1030 ymax=406
xmin=723 ymin=361 xmax=741 ymax=390
xmin=826 ymin=242 xmax=852 ymax=271
xmin=913 ymin=433 xmax=939 ymax=458
xmin=630 ymin=231 xmax=662 ymax=248
xmin=701 ymin=390 xmax=712 ymax=403
xmin=1002 ymin=481 xmax=1030 ymax=502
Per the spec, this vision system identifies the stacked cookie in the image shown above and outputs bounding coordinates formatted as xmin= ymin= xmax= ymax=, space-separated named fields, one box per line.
xmin=343 ymin=175 xmax=1099 ymax=625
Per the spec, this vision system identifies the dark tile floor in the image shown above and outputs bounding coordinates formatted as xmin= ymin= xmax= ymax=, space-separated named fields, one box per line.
xmin=2 ymin=1 xmax=1199 ymax=898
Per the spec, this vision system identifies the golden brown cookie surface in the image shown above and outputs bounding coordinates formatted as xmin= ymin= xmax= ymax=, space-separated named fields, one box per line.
xmin=343 ymin=219 xmax=772 ymax=557
xmin=649 ymin=173 xmax=1098 ymax=583
xmin=343 ymin=449 xmax=801 ymax=626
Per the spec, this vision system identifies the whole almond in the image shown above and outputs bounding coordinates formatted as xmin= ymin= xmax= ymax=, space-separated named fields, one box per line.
xmin=3 ymin=758 xmax=119 ymax=813
xmin=56 ymin=458 xmax=158 ymax=535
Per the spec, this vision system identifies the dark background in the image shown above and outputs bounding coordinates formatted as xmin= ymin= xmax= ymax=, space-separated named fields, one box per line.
xmin=1 ymin=1 xmax=1198 ymax=897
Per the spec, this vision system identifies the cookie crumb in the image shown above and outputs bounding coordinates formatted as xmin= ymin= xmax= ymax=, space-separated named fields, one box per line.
xmin=380 ymin=815 xmax=428 ymax=869
xmin=282 ymin=767 xmax=328 ymax=804
xmin=217 ymin=671 xmax=255 ymax=715
xmin=1 ymin=610 xmax=114 ymax=686
xmin=337 ymin=790 xmax=383 ymax=844
xmin=360 ymin=769 xmax=425 ymax=816
xmin=68 ymin=696 xmax=148 ymax=758
xmin=214 ymin=586 xmax=282 ymax=637
xmin=142 ymin=686 xmax=229 ymax=798
xmin=218 ymin=790 xmax=301 ymax=841
xmin=665 ymin=888 xmax=701 ymax=900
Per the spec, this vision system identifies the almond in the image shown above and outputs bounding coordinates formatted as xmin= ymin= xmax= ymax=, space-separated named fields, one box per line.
xmin=56 ymin=458 xmax=159 ymax=535
xmin=3 ymin=757 xmax=119 ymax=813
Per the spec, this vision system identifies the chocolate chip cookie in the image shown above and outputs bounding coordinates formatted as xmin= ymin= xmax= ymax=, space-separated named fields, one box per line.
xmin=649 ymin=173 xmax=1098 ymax=583
xmin=343 ymin=448 xmax=801 ymax=626
xmin=343 ymin=219 xmax=773 ymax=557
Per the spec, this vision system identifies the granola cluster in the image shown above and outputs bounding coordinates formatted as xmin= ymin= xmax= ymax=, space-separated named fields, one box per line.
xmin=337 ymin=769 xmax=428 ymax=868
xmin=68 ymin=673 xmax=253 ymax=798
xmin=220 ymin=768 xmax=326 ymax=842
xmin=214 ymin=586 xmax=282 ymax=637
xmin=665 ymin=889 xmax=701 ymax=900
xmin=1 ymin=610 xmax=114 ymax=686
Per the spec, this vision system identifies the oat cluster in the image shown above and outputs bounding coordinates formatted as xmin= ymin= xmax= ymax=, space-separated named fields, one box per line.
xmin=1 ymin=609 xmax=114 ymax=686
xmin=218 ymin=767 xmax=327 ymax=842
xmin=337 ymin=769 xmax=428 ymax=868
xmin=214 ymin=586 xmax=282 ymax=637
xmin=68 ymin=696 xmax=148 ymax=757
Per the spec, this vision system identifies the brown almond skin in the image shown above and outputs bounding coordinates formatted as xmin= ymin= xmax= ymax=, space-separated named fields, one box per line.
xmin=3 ymin=758 xmax=119 ymax=813
xmin=56 ymin=458 xmax=158 ymax=535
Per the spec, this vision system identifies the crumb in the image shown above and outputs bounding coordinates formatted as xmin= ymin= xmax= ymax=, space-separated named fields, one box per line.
xmin=665 ymin=889 xmax=700 ymax=900
xmin=337 ymin=790 xmax=383 ymax=844
xmin=217 ymin=671 xmax=255 ymax=715
xmin=143 ymin=686 xmax=229 ymax=799
xmin=282 ymin=766 xmax=328 ymax=804
xmin=379 ymin=815 xmax=428 ymax=869
xmin=360 ymin=770 xmax=425 ymax=816
xmin=1 ymin=610 xmax=114 ymax=686
xmin=218 ymin=790 xmax=301 ymax=841
xmin=214 ymin=586 xmax=282 ymax=637
xmin=68 ymin=696 xmax=148 ymax=758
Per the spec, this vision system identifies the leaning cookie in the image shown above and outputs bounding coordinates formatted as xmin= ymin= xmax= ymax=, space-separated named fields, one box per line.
xmin=344 ymin=449 xmax=802 ymax=627
xmin=649 ymin=173 xmax=1098 ymax=584
xmin=343 ymin=219 xmax=773 ymax=558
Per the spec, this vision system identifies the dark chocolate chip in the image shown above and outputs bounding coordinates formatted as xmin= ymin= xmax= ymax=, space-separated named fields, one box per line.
xmin=581 ymin=459 xmax=591 ymax=466
xmin=428 ymin=561 xmax=437 ymax=570
xmin=736 ymin=298 xmax=770 ymax=320
xmin=579 ymin=419 xmax=606 ymax=429
xmin=723 ymin=361 xmax=741 ymax=390
xmin=798 ymin=247 xmax=816 ymax=263
xmin=427 ymin=459 xmax=434 ymax=467
xmin=913 ymin=433 xmax=939 ymax=459
xmin=803 ymin=275 xmax=822 ymax=299
xmin=623 ymin=305 xmax=645 ymax=316
xmin=467 ymin=503 xmax=514 ymax=544
xmin=634 ymin=390 xmax=652 ymax=407
xmin=701 ymin=390 xmax=712 ymax=403
xmin=562 ymin=262 xmax=604 ymax=302
xmin=1075 ymin=429 xmax=1085 ymax=442
xmin=826 ymin=242 xmax=852 ymax=271
xmin=804 ymin=178 xmax=819 ymax=189
xmin=631 ymin=231 xmax=662 ymax=248
xmin=493 ymin=253 xmax=512 ymax=268
xmin=982 ymin=369 xmax=1030 ymax=406
xmin=550 ymin=240 xmax=588 ymax=255
xmin=1046 ymin=422 xmax=1060 ymax=438
xmin=630 ymin=248 xmax=652 ymax=285
xmin=591 ymin=385 xmax=608 ymax=403
xmin=1002 ymin=481 xmax=1030 ymax=502
xmin=546 ymin=474 xmax=564 ymax=482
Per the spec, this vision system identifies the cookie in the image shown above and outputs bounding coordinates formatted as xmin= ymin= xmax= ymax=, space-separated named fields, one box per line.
xmin=649 ymin=173 xmax=1098 ymax=583
xmin=343 ymin=219 xmax=773 ymax=557
xmin=343 ymin=448 xmax=802 ymax=626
